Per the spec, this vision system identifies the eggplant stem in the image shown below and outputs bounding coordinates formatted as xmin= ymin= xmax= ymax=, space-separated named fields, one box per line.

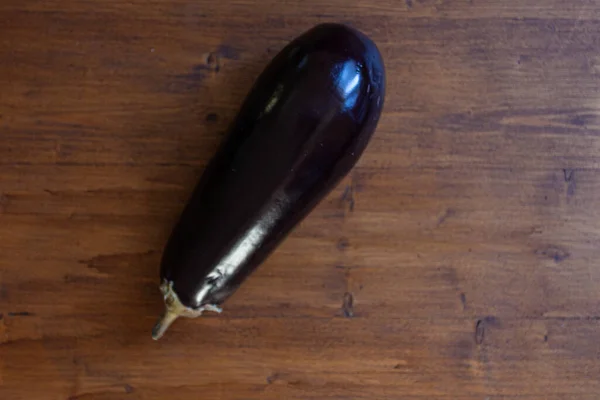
xmin=152 ymin=279 xmax=223 ymax=340
xmin=152 ymin=311 xmax=179 ymax=340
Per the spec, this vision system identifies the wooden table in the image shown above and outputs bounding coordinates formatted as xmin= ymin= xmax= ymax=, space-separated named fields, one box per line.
xmin=2 ymin=1 xmax=600 ymax=398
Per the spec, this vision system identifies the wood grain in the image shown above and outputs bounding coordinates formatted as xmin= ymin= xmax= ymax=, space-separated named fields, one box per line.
xmin=2 ymin=0 xmax=600 ymax=398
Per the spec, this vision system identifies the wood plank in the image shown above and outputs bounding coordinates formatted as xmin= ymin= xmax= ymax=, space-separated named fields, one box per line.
xmin=2 ymin=317 xmax=600 ymax=399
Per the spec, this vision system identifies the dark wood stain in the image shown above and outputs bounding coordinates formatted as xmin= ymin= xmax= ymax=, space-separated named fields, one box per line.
xmin=80 ymin=251 xmax=157 ymax=274
xmin=342 ymin=292 xmax=354 ymax=318
xmin=266 ymin=373 xmax=280 ymax=384
xmin=563 ymin=168 xmax=575 ymax=182
xmin=63 ymin=274 xmax=104 ymax=285
xmin=205 ymin=113 xmax=219 ymax=122
xmin=436 ymin=208 xmax=456 ymax=226
xmin=3 ymin=1 xmax=600 ymax=398
xmin=563 ymin=168 xmax=577 ymax=198
xmin=482 ymin=315 xmax=500 ymax=327
xmin=475 ymin=319 xmax=485 ymax=345
xmin=336 ymin=237 xmax=350 ymax=251
xmin=451 ymin=338 xmax=474 ymax=361
xmin=474 ymin=316 xmax=499 ymax=346
xmin=0 ymin=193 xmax=9 ymax=212
xmin=206 ymin=52 xmax=220 ymax=72
xmin=535 ymin=245 xmax=571 ymax=263
xmin=7 ymin=311 xmax=34 ymax=317
xmin=340 ymin=184 xmax=355 ymax=212
xmin=0 ymin=284 xmax=7 ymax=301
xmin=438 ymin=266 xmax=460 ymax=287
xmin=568 ymin=114 xmax=595 ymax=127
xmin=217 ymin=45 xmax=240 ymax=60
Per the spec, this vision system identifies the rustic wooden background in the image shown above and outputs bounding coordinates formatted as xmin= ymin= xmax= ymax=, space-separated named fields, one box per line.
xmin=2 ymin=0 xmax=600 ymax=398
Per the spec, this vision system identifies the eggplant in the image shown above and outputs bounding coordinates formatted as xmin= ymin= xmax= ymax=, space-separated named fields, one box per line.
xmin=152 ymin=23 xmax=385 ymax=339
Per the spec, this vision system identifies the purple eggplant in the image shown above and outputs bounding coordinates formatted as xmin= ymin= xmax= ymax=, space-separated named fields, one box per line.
xmin=152 ymin=23 xmax=385 ymax=339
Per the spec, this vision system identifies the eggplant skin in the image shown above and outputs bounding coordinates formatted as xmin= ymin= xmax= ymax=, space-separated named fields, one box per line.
xmin=160 ymin=23 xmax=385 ymax=311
